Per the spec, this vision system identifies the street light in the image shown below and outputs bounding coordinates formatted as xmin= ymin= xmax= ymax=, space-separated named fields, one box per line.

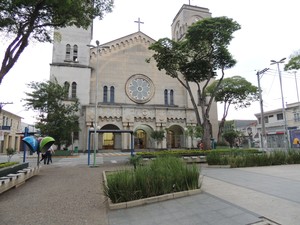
xmin=270 ymin=57 xmax=289 ymax=149
xmin=87 ymin=40 xmax=109 ymax=166
xmin=256 ymin=68 xmax=269 ymax=151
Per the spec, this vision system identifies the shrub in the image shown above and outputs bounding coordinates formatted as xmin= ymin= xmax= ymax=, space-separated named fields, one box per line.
xmin=6 ymin=148 xmax=16 ymax=162
xmin=0 ymin=162 xmax=19 ymax=169
xmin=207 ymin=150 xmax=300 ymax=168
xmin=287 ymin=150 xmax=300 ymax=164
xmin=129 ymin=155 xmax=142 ymax=170
xmin=104 ymin=156 xmax=200 ymax=203
xmin=270 ymin=151 xmax=287 ymax=165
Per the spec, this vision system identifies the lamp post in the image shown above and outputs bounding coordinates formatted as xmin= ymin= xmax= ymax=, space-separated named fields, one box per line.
xmin=87 ymin=40 xmax=109 ymax=166
xmin=270 ymin=58 xmax=289 ymax=149
xmin=256 ymin=68 xmax=269 ymax=151
xmin=290 ymin=71 xmax=300 ymax=102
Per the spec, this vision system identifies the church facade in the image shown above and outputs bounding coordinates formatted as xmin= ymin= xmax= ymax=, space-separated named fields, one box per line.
xmin=49 ymin=4 xmax=218 ymax=151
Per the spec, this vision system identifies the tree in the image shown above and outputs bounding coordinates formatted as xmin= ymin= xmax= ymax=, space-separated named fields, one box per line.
xmin=185 ymin=125 xmax=203 ymax=148
xmin=0 ymin=0 xmax=114 ymax=84
xmin=206 ymin=76 xmax=258 ymax=141
xmin=284 ymin=50 xmax=300 ymax=71
xmin=150 ymin=130 xmax=165 ymax=149
xmin=23 ymin=79 xmax=80 ymax=149
xmin=148 ymin=17 xmax=240 ymax=149
xmin=223 ymin=130 xmax=239 ymax=148
xmin=6 ymin=148 xmax=16 ymax=162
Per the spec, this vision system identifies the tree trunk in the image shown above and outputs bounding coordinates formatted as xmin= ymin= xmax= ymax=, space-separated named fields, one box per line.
xmin=218 ymin=118 xmax=225 ymax=142
xmin=202 ymin=119 xmax=212 ymax=150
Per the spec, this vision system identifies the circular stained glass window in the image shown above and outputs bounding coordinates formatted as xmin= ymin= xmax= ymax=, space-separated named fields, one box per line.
xmin=126 ymin=74 xmax=154 ymax=103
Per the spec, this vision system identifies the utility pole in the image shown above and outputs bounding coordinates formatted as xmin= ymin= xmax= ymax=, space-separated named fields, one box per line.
xmin=256 ymin=68 xmax=269 ymax=151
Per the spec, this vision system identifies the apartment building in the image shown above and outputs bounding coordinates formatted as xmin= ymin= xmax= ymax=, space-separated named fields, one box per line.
xmin=0 ymin=109 xmax=22 ymax=153
xmin=255 ymin=102 xmax=300 ymax=149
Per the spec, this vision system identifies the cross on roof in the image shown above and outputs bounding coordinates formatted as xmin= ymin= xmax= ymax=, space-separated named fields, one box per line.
xmin=134 ymin=17 xmax=144 ymax=32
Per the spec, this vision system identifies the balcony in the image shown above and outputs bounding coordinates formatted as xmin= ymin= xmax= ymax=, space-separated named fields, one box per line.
xmin=0 ymin=126 xmax=11 ymax=131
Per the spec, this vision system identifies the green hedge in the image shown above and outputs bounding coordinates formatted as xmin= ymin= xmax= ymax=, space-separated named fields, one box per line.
xmin=206 ymin=150 xmax=300 ymax=167
xmin=136 ymin=148 xmax=260 ymax=158
xmin=0 ymin=161 xmax=19 ymax=169
xmin=53 ymin=150 xmax=72 ymax=156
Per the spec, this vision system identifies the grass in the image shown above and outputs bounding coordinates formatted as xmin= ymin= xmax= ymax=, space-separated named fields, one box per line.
xmin=104 ymin=156 xmax=200 ymax=204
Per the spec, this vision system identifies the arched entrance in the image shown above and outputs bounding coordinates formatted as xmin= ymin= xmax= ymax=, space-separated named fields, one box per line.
xmin=166 ymin=125 xmax=184 ymax=149
xmin=135 ymin=129 xmax=146 ymax=149
xmin=100 ymin=124 xmax=120 ymax=149
xmin=134 ymin=125 xmax=153 ymax=149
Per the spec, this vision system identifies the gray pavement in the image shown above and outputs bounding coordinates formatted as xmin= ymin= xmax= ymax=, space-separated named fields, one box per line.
xmin=1 ymin=153 xmax=300 ymax=225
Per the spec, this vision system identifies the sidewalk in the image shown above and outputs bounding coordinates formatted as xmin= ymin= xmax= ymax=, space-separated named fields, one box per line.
xmin=1 ymin=159 xmax=300 ymax=225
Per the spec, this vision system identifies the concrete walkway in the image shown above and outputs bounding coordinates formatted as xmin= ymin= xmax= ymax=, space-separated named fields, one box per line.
xmin=1 ymin=157 xmax=300 ymax=224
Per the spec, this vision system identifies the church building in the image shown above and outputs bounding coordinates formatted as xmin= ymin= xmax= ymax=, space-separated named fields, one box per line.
xmin=49 ymin=4 xmax=218 ymax=151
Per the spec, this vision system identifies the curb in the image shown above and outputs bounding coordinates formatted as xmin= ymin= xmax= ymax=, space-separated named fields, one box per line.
xmin=0 ymin=166 xmax=40 ymax=194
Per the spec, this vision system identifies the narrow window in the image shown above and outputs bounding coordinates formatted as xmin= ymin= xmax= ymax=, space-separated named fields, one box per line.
xmin=110 ymin=86 xmax=115 ymax=103
xmin=64 ymin=81 xmax=70 ymax=98
xmin=103 ymin=86 xmax=108 ymax=103
xmin=66 ymin=44 xmax=71 ymax=60
xmin=71 ymin=82 xmax=77 ymax=98
xmin=170 ymin=89 xmax=174 ymax=105
xmin=164 ymin=89 xmax=168 ymax=105
xmin=73 ymin=45 xmax=78 ymax=62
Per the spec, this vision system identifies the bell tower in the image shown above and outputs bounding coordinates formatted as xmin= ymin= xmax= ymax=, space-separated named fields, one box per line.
xmin=171 ymin=4 xmax=211 ymax=41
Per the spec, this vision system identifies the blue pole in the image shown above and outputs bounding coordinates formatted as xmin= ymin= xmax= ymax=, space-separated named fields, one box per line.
xmin=23 ymin=127 xmax=29 ymax=163
xmin=88 ymin=130 xmax=91 ymax=165
xmin=131 ymin=133 xmax=134 ymax=156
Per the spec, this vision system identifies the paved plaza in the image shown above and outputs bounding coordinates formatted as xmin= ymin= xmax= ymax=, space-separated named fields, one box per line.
xmin=1 ymin=153 xmax=300 ymax=224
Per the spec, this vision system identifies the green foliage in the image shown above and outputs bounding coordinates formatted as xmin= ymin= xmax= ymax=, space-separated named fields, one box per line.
xmin=0 ymin=162 xmax=19 ymax=169
xmin=136 ymin=148 xmax=259 ymax=159
xmin=185 ymin=126 xmax=203 ymax=148
xmin=284 ymin=50 xmax=300 ymax=71
xmin=150 ymin=130 xmax=165 ymax=149
xmin=104 ymin=156 xmax=200 ymax=203
xmin=6 ymin=148 xmax=16 ymax=162
xmin=0 ymin=0 xmax=114 ymax=83
xmin=216 ymin=140 xmax=229 ymax=147
xmin=148 ymin=17 xmax=241 ymax=150
xmin=222 ymin=130 xmax=239 ymax=148
xmin=206 ymin=150 xmax=300 ymax=167
xmin=23 ymin=79 xmax=80 ymax=149
xmin=52 ymin=150 xmax=72 ymax=156
xmin=207 ymin=76 xmax=259 ymax=110
xmin=129 ymin=155 xmax=143 ymax=170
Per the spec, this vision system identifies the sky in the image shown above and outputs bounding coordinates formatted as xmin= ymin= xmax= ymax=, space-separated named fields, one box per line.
xmin=1 ymin=0 xmax=300 ymax=125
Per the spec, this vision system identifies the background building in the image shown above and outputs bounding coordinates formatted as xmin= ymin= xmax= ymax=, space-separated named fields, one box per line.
xmin=255 ymin=102 xmax=300 ymax=149
xmin=0 ymin=108 xmax=22 ymax=153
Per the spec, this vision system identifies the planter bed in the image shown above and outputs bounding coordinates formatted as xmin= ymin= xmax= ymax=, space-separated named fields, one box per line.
xmin=103 ymin=170 xmax=202 ymax=210
xmin=0 ymin=162 xmax=29 ymax=177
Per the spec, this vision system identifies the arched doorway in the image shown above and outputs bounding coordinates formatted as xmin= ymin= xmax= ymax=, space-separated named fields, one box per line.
xmin=133 ymin=125 xmax=154 ymax=150
xmin=167 ymin=125 xmax=184 ymax=149
xmin=134 ymin=129 xmax=146 ymax=149
xmin=100 ymin=124 xmax=120 ymax=149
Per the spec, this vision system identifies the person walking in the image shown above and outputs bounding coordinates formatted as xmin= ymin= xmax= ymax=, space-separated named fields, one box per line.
xmin=46 ymin=145 xmax=54 ymax=164
xmin=40 ymin=152 xmax=47 ymax=165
